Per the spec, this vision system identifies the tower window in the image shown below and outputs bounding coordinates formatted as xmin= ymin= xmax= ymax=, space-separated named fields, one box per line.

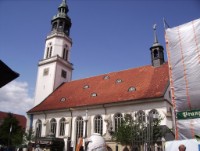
xmin=61 ymin=70 xmax=67 ymax=78
xmin=46 ymin=47 xmax=49 ymax=59
xmin=63 ymin=48 xmax=68 ymax=60
xmin=43 ymin=68 xmax=49 ymax=76
xmin=59 ymin=21 xmax=63 ymax=28
xmin=154 ymin=49 xmax=159 ymax=58
xmin=52 ymin=22 xmax=57 ymax=30
xmin=49 ymin=47 xmax=52 ymax=57
xmin=46 ymin=46 xmax=53 ymax=58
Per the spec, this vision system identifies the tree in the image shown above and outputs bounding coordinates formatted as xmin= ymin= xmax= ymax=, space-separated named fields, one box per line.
xmin=0 ymin=113 xmax=24 ymax=147
xmin=23 ymin=129 xmax=35 ymax=145
xmin=113 ymin=113 xmax=164 ymax=150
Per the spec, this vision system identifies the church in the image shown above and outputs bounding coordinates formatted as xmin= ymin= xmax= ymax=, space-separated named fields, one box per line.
xmin=27 ymin=0 xmax=174 ymax=150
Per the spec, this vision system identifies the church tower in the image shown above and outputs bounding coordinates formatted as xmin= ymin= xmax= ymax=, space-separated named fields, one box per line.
xmin=34 ymin=0 xmax=73 ymax=106
xmin=150 ymin=24 xmax=165 ymax=67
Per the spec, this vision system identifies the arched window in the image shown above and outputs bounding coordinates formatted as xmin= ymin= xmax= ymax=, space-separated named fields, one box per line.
xmin=59 ymin=118 xmax=65 ymax=136
xmin=46 ymin=43 xmax=53 ymax=59
xmin=49 ymin=47 xmax=52 ymax=58
xmin=114 ymin=113 xmax=123 ymax=132
xmin=59 ymin=21 xmax=63 ymax=28
xmin=149 ymin=109 xmax=159 ymax=120
xmin=76 ymin=117 xmax=83 ymax=141
xmin=52 ymin=22 xmax=57 ymax=30
xmin=50 ymin=118 xmax=57 ymax=136
xmin=94 ymin=115 xmax=103 ymax=135
xmin=136 ymin=110 xmax=146 ymax=123
xmin=62 ymin=48 xmax=68 ymax=60
xmin=35 ymin=120 xmax=42 ymax=138
xmin=154 ymin=49 xmax=159 ymax=58
xmin=46 ymin=47 xmax=49 ymax=59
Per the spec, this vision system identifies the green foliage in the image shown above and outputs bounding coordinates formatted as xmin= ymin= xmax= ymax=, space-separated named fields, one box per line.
xmin=0 ymin=113 xmax=24 ymax=147
xmin=23 ymin=129 xmax=35 ymax=145
xmin=112 ymin=113 xmax=163 ymax=148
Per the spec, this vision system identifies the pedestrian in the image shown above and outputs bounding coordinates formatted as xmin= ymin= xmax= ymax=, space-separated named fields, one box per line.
xmin=35 ymin=145 xmax=42 ymax=151
xmin=178 ymin=144 xmax=186 ymax=151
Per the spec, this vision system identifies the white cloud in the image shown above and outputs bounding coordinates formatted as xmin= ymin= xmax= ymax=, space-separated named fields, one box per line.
xmin=0 ymin=81 xmax=34 ymax=116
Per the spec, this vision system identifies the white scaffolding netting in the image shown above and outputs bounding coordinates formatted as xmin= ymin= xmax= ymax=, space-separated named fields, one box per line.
xmin=165 ymin=18 xmax=200 ymax=139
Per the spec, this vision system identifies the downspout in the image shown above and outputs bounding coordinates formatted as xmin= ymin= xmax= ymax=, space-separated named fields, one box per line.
xmin=69 ymin=108 xmax=73 ymax=150
xmin=103 ymin=104 xmax=108 ymax=136
xmin=103 ymin=104 xmax=107 ymax=115
xmin=43 ymin=111 xmax=47 ymax=137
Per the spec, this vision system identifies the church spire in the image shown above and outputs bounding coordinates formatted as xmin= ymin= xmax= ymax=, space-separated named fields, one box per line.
xmin=51 ymin=0 xmax=71 ymax=36
xmin=150 ymin=24 xmax=165 ymax=67
xmin=153 ymin=24 xmax=158 ymax=44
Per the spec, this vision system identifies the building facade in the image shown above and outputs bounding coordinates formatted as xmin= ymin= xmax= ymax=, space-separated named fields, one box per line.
xmin=27 ymin=1 xmax=175 ymax=151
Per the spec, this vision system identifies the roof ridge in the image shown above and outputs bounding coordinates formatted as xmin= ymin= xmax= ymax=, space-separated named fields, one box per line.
xmin=70 ymin=64 xmax=154 ymax=83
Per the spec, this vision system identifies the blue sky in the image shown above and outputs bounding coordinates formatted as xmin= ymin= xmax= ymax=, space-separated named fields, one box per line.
xmin=0 ymin=0 xmax=199 ymax=116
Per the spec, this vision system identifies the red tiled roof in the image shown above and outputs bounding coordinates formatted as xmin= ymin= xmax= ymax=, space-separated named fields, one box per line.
xmin=28 ymin=63 xmax=169 ymax=113
xmin=0 ymin=111 xmax=27 ymax=129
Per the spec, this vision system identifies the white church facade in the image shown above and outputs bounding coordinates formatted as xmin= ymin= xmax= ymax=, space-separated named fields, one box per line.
xmin=27 ymin=0 xmax=175 ymax=151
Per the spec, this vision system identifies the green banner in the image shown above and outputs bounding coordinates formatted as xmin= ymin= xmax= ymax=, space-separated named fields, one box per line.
xmin=177 ymin=110 xmax=200 ymax=120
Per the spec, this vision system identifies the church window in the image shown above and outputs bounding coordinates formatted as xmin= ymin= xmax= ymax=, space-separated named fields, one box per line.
xmin=91 ymin=93 xmax=97 ymax=97
xmin=59 ymin=118 xmax=65 ymax=136
xmin=94 ymin=115 xmax=103 ymax=135
xmin=136 ymin=110 xmax=145 ymax=123
xmin=149 ymin=109 xmax=159 ymax=121
xmin=50 ymin=118 xmax=57 ymax=136
xmin=35 ymin=120 xmax=42 ymax=138
xmin=116 ymin=79 xmax=122 ymax=83
xmin=114 ymin=113 xmax=123 ymax=132
xmin=76 ymin=117 xmax=83 ymax=141
xmin=43 ymin=68 xmax=49 ymax=76
xmin=128 ymin=86 xmax=136 ymax=92
xmin=61 ymin=70 xmax=67 ymax=78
